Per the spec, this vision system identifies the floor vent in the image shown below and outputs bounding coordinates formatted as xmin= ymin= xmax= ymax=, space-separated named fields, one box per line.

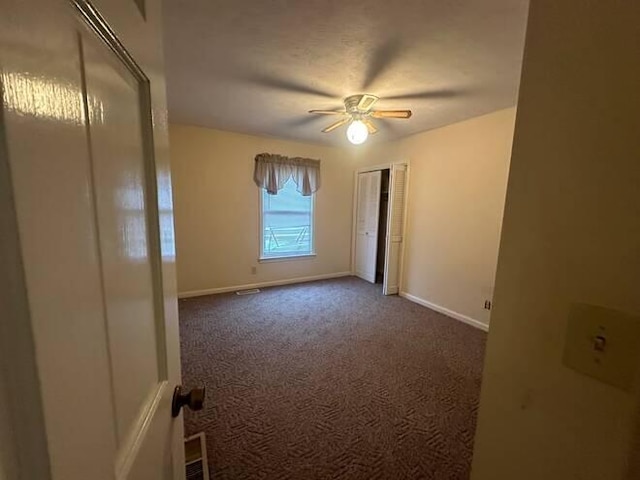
xmin=236 ymin=288 xmax=261 ymax=296
xmin=185 ymin=432 xmax=209 ymax=480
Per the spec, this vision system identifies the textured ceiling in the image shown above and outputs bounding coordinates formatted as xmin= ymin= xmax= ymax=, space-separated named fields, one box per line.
xmin=163 ymin=0 xmax=529 ymax=146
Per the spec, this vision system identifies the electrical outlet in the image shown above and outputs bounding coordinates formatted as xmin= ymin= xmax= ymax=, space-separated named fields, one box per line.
xmin=250 ymin=266 xmax=257 ymax=275
xmin=484 ymin=300 xmax=492 ymax=310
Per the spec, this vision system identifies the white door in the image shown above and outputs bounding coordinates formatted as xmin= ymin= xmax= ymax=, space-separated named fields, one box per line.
xmin=383 ymin=164 xmax=408 ymax=295
xmin=355 ymin=171 xmax=382 ymax=283
xmin=0 ymin=1 xmax=185 ymax=479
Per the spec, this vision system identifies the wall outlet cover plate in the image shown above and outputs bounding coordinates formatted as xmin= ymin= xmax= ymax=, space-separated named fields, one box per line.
xmin=563 ymin=303 xmax=640 ymax=392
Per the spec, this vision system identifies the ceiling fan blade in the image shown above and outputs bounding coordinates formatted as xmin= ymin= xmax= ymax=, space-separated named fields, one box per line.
xmin=357 ymin=94 xmax=379 ymax=112
xmin=371 ymin=110 xmax=413 ymax=119
xmin=309 ymin=109 xmax=346 ymax=115
xmin=322 ymin=118 xmax=351 ymax=133
xmin=385 ymin=89 xmax=460 ymax=101
xmin=363 ymin=119 xmax=378 ymax=134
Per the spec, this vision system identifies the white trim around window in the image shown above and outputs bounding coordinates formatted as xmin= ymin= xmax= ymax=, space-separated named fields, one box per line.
xmin=258 ymin=177 xmax=316 ymax=261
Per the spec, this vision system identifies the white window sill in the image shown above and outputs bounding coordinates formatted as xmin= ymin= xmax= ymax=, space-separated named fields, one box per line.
xmin=258 ymin=254 xmax=317 ymax=263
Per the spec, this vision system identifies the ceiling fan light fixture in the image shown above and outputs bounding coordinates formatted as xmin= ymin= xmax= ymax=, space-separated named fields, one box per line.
xmin=346 ymin=120 xmax=369 ymax=145
xmin=309 ymin=93 xmax=412 ymax=141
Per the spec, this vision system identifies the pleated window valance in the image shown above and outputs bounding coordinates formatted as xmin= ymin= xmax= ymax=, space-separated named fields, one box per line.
xmin=253 ymin=153 xmax=321 ymax=196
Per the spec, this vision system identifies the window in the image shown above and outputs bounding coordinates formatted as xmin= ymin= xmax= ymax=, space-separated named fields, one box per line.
xmin=260 ymin=177 xmax=314 ymax=259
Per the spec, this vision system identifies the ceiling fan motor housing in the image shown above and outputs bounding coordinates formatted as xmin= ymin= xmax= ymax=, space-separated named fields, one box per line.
xmin=345 ymin=94 xmax=379 ymax=114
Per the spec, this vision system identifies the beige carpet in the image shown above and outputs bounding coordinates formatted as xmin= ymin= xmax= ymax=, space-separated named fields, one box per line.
xmin=179 ymin=276 xmax=486 ymax=479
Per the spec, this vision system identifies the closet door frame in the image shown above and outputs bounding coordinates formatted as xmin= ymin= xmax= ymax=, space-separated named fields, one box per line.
xmin=350 ymin=161 xmax=410 ymax=292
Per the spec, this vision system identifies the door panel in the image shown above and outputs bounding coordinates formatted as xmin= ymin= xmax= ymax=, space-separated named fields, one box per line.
xmin=355 ymin=172 xmax=370 ymax=281
xmin=82 ymin=28 xmax=162 ymax=446
xmin=77 ymin=10 xmax=179 ymax=478
xmin=355 ymin=171 xmax=381 ymax=283
xmin=383 ymin=164 xmax=408 ymax=295
xmin=1 ymin=3 xmax=118 ymax=478
xmin=0 ymin=1 xmax=183 ymax=479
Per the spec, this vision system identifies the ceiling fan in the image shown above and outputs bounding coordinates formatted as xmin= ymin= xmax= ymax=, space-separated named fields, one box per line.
xmin=309 ymin=94 xmax=412 ymax=145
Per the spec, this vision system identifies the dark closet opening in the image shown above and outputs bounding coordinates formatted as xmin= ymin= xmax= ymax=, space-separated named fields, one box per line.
xmin=376 ymin=169 xmax=390 ymax=284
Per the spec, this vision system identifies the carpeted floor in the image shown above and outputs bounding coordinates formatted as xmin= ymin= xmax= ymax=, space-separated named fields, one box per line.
xmin=179 ymin=276 xmax=486 ymax=479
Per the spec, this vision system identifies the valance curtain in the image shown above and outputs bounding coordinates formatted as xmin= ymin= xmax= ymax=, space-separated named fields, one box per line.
xmin=253 ymin=153 xmax=321 ymax=196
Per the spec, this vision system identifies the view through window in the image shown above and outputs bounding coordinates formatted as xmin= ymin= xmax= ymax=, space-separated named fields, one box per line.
xmin=261 ymin=178 xmax=314 ymax=258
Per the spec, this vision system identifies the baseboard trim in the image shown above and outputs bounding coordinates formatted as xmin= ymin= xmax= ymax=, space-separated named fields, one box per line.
xmin=178 ymin=272 xmax=352 ymax=299
xmin=399 ymin=292 xmax=489 ymax=332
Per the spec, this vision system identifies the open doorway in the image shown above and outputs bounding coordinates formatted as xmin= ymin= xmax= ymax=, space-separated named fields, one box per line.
xmin=353 ymin=163 xmax=408 ymax=294
xmin=376 ymin=169 xmax=390 ymax=283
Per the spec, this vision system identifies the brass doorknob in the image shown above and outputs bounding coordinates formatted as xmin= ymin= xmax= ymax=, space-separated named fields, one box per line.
xmin=172 ymin=385 xmax=205 ymax=418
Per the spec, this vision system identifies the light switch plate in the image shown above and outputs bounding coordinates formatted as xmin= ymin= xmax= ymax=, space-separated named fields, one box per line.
xmin=563 ymin=303 xmax=640 ymax=391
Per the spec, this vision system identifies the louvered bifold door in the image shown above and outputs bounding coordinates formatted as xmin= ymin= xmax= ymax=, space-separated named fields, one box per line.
xmin=383 ymin=164 xmax=408 ymax=295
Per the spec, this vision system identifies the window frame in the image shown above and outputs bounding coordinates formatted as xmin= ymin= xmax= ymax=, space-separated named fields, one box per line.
xmin=258 ymin=180 xmax=316 ymax=262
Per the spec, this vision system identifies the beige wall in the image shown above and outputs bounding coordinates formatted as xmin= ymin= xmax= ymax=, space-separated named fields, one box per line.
xmin=170 ymin=110 xmax=515 ymax=323
xmin=354 ymin=108 xmax=516 ymax=327
xmin=472 ymin=1 xmax=640 ymax=479
xmin=169 ymin=125 xmax=357 ymax=295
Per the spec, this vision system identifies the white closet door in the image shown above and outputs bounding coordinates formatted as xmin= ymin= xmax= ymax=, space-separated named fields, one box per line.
xmin=383 ymin=164 xmax=408 ymax=295
xmin=355 ymin=171 xmax=382 ymax=283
